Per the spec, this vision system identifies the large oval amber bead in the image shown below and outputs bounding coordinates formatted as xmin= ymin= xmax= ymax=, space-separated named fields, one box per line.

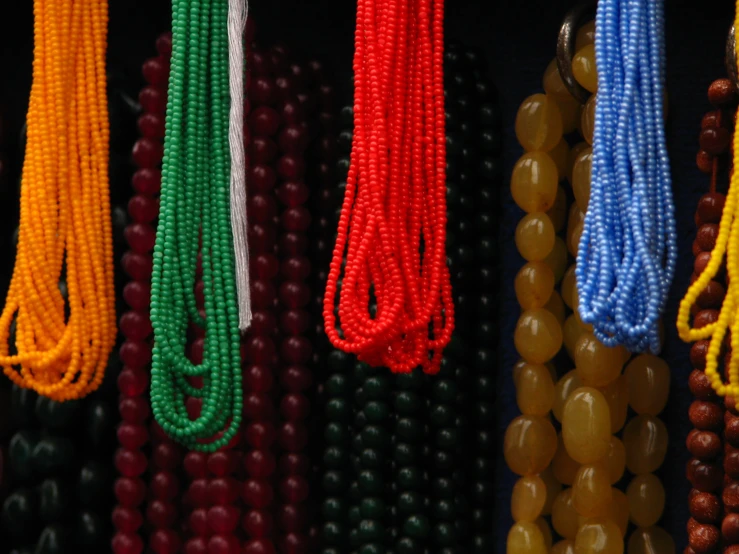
xmin=553 ymin=370 xmax=583 ymax=423
xmin=564 ymin=315 xmax=585 ymax=361
xmin=512 ymin=475 xmax=547 ymax=522
xmin=515 ymin=262 xmax=555 ymax=310
xmin=562 ymin=387 xmax=612 ymax=464
xmin=627 ymin=526 xmax=675 ymax=554
xmin=622 ymin=415 xmax=669 ymax=475
xmin=516 ymin=363 xmax=556 ymax=416
xmin=514 ymin=308 xmax=563 ymax=364
xmin=572 ymin=44 xmax=598 ymax=93
xmin=581 ymin=94 xmax=596 ymax=144
xmin=516 ymin=212 xmax=556 ymax=262
xmin=576 ymin=21 xmax=595 ymax=51
xmin=572 ymin=146 xmax=593 ymax=210
xmin=552 ymin=488 xmax=580 ymax=540
xmin=572 ymin=463 xmax=612 ymax=518
xmin=626 ymin=473 xmax=665 ymax=527
xmin=504 ymin=415 xmax=558 ymax=476
xmin=515 ymin=93 xmax=564 ymax=152
xmin=508 ymin=521 xmax=548 ymax=554
xmin=574 ymin=519 xmax=624 ymax=554
xmin=553 ymin=540 xmax=576 ymax=554
xmin=544 ymin=236 xmax=568 ymax=283
xmin=540 ymin=465 xmax=562 ymax=516
xmin=604 ymin=437 xmax=626 ymax=484
xmin=574 ymin=333 xmax=627 ymax=387
xmin=625 ymin=354 xmax=670 ymax=416
xmin=511 ymin=151 xmax=560 ymax=213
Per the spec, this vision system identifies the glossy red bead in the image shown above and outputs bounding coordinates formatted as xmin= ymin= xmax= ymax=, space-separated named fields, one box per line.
xmin=243 ymin=479 xmax=274 ymax=508
xmin=279 ymin=284 xmax=311 ymax=310
xmin=281 ymin=257 xmax=310 ymax=281
xmin=248 ymin=194 xmax=278 ymax=224
xmin=117 ymin=367 xmax=148 ymax=397
xmin=242 ymin=509 xmax=274 ymax=538
xmin=146 ymin=500 xmax=177 ymax=528
xmin=249 ymin=310 xmax=278 ymax=336
xmin=279 ymin=232 xmax=308 ymax=255
xmin=699 ymin=127 xmax=731 ymax=155
xmin=278 ymin=504 xmax=308 ymax=533
xmin=207 ymin=451 xmax=238 ymax=477
xmin=250 ymin=165 xmax=278 ymax=193
xmin=280 ymin=366 xmax=312 ymax=392
xmin=244 ymin=422 xmax=277 ymax=448
xmin=281 ymin=207 xmax=311 ymax=232
xmin=280 ymin=394 xmax=310 ymax=421
xmin=249 ymin=106 xmax=280 ymax=136
xmin=184 ymin=538 xmax=208 ymax=554
xmin=244 ymin=393 xmax=276 ymax=421
xmin=251 ymin=76 xmax=276 ymax=106
xmin=280 ymin=533 xmax=309 ymax=554
xmin=115 ymin=448 xmax=147 ymax=477
xmin=128 ymin=194 xmax=159 ymax=223
xmin=207 ymin=505 xmax=241 ymax=534
xmin=250 ymin=280 xmax=277 ymax=310
xmin=277 ymin=155 xmax=305 ymax=180
xmin=244 ymin=336 xmax=277 ymax=365
xmin=279 ymin=310 xmax=310 ymax=335
xmin=208 ymin=477 xmax=240 ymax=505
xmin=243 ymin=539 xmax=277 ymax=554
xmin=153 ymin=443 xmax=183 ymax=470
xmin=139 ymin=86 xmax=167 ymax=114
xmin=151 ymin=471 xmax=179 ymax=501
xmin=123 ymin=281 xmax=151 ymax=311
xmin=249 ymin=224 xmax=278 ymax=254
xmin=698 ymin=193 xmax=727 ymax=224
xmin=137 ymin=112 xmax=166 ymax=139
xmin=279 ymin=476 xmax=309 ymax=504
xmin=188 ymin=478 xmax=211 ymax=508
xmin=114 ymin=477 xmax=147 ymax=507
xmin=112 ymin=532 xmax=145 ymax=554
xmin=132 ymin=168 xmax=161 ymax=195
xmin=112 ymin=506 xmax=144 ymax=533
xmin=276 ymin=181 xmax=310 ymax=208
xmin=244 ymin=450 xmax=277 ymax=478
xmin=279 ymin=453 xmax=310 ymax=476
xmin=245 ymin=365 xmax=274 ymax=393
xmin=281 ymin=101 xmax=304 ymax=126
xmin=249 ymin=137 xmax=278 ymax=163
xmin=280 ymin=337 xmax=312 ymax=364
xmin=184 ymin=451 xmax=209 ymax=478
xmin=117 ymin=423 xmax=148 ymax=450
xmin=207 ymin=535 xmax=240 ymax=554
xmin=248 ymin=51 xmax=273 ymax=76
xmin=279 ymin=422 xmax=308 ymax=452
xmin=155 ymin=33 xmax=172 ymax=57
xmin=121 ymin=253 xmax=153 ymax=282
xmin=253 ymin=254 xmax=280 ymax=279
xmin=278 ymin=125 xmax=308 ymax=154
xmin=120 ymin=311 xmax=153 ymax=341
xmin=190 ymin=337 xmax=205 ymax=365
xmin=150 ymin=529 xmax=181 ymax=554
xmin=119 ymin=395 xmax=150 ymax=423
xmin=188 ymin=508 xmax=209 ymax=536
xmin=132 ymin=138 xmax=164 ymax=168
xmin=275 ymin=76 xmax=296 ymax=104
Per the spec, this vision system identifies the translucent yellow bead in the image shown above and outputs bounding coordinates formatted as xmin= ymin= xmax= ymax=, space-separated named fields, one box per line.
xmin=513 ymin=359 xmax=528 ymax=389
xmin=572 ymin=147 xmax=593 ymax=210
xmin=622 ymin=416 xmax=669 ymax=475
xmin=549 ymin=138 xmax=570 ymax=180
xmin=557 ymin=97 xmax=582 ymax=135
xmin=554 ymin=540 xmax=577 ymax=554
xmin=608 ymin=489 xmax=630 ymax=537
xmin=504 ymin=415 xmax=558 ymax=476
xmin=543 ymin=58 xmax=574 ymax=101
xmin=508 ymin=521 xmax=548 ymax=554
xmin=604 ymin=436 xmax=626 ymax=484
xmin=576 ymin=21 xmax=596 ymax=51
xmin=575 ymin=520 xmax=624 ymax=554
xmin=512 ymin=475 xmax=548 ymax=522
xmin=561 ymin=264 xmax=578 ymax=309
xmin=627 ymin=527 xmax=675 ymax=554
xmin=572 ymin=289 xmax=594 ymax=333
xmin=562 ymin=387 xmax=612 ymax=464
xmin=581 ymin=94 xmax=596 ymax=145
xmin=516 ymin=212 xmax=556 ymax=262
xmin=536 ymin=517 xmax=553 ymax=551
xmin=515 ymin=262 xmax=555 ymax=310
xmin=517 ymin=363 xmax=556 ymax=416
xmin=567 ymin=204 xmax=585 ymax=257
xmin=514 ymin=308 xmax=563 ymax=364
xmin=552 ymin=432 xmax=580 ymax=485
xmin=540 ymin=465 xmax=563 ymax=516
xmin=568 ymin=142 xmax=590 ymax=184
xmin=512 ymin=152 xmax=560 ymax=213
xmin=553 ymin=370 xmax=583 ymax=423
xmin=544 ymin=236 xmax=568 ymax=283
xmin=625 ymin=354 xmax=670 ymax=416
xmin=572 ymin=45 xmax=597 ymax=93
xmin=568 ymin=220 xmax=584 ymax=258
xmin=552 ymin=488 xmax=580 ymax=540
xmin=563 ymin=316 xmax=584 ymax=361
xmin=599 ymin=375 xmax=629 ymax=433
xmin=574 ymin=333 xmax=627 ymax=387
xmin=515 ymin=93 xmax=564 ymax=152
xmin=546 ymin=290 xmax=566 ymax=328
xmin=626 ymin=473 xmax=665 ymax=527
xmin=573 ymin=464 xmax=612 ymax=517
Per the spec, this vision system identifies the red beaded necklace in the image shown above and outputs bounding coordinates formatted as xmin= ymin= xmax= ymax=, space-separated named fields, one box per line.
xmin=323 ymin=0 xmax=454 ymax=374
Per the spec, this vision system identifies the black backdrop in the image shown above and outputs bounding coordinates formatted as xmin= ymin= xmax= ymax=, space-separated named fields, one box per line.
xmin=0 ymin=0 xmax=735 ymax=549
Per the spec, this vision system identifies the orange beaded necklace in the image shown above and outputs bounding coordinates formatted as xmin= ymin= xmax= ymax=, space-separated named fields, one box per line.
xmin=0 ymin=0 xmax=115 ymax=400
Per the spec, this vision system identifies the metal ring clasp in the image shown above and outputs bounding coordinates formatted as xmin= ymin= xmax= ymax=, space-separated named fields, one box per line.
xmin=556 ymin=1 xmax=597 ymax=104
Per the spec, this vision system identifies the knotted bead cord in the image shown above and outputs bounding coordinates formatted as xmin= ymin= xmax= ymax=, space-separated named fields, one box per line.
xmin=323 ymin=0 xmax=454 ymax=374
xmin=677 ymin=8 xmax=739 ymax=402
xmin=575 ymin=0 xmax=677 ymax=354
xmin=0 ymin=0 xmax=115 ymax=400
xmin=150 ymin=0 xmax=242 ymax=450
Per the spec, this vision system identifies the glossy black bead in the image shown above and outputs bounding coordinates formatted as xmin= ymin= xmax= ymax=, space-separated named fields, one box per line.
xmin=323 ymin=470 xmax=346 ymax=494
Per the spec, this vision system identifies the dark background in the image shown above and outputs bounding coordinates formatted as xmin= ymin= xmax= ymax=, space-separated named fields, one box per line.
xmin=0 ymin=0 xmax=734 ymax=549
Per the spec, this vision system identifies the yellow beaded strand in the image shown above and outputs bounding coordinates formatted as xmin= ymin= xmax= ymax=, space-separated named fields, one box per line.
xmin=676 ymin=8 xmax=739 ymax=401
xmin=0 ymin=0 xmax=114 ymax=400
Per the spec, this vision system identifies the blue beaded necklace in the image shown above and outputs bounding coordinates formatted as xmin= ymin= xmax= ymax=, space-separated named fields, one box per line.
xmin=575 ymin=0 xmax=677 ymax=354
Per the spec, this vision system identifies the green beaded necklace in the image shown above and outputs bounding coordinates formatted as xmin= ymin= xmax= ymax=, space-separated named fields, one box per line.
xmin=150 ymin=0 xmax=242 ymax=451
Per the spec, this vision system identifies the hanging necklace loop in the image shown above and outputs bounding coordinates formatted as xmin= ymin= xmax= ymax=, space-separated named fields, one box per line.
xmin=556 ymin=0 xmax=596 ymax=105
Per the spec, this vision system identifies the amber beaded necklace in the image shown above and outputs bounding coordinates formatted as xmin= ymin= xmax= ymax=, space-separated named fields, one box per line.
xmin=0 ymin=0 xmax=115 ymax=400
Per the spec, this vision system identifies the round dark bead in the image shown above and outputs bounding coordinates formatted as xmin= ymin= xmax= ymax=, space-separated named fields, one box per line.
xmin=360 ymin=498 xmax=385 ymax=520
xmin=396 ymin=537 xmax=421 ymax=554
xmin=433 ymin=522 xmax=457 ymax=545
xmin=358 ymin=520 xmax=384 ymax=542
xmin=697 ymin=193 xmax=726 ymax=224
xmin=708 ymin=78 xmax=737 ymax=106
xmin=433 ymin=478 xmax=454 ymax=498
xmin=727 ymin=415 xmax=739 ymax=447
xmin=433 ymin=450 xmax=454 ymax=471
xmin=690 ymin=342 xmax=710 ymax=372
xmin=689 ymin=523 xmax=720 ymax=554
xmin=435 ymin=428 xmax=458 ymax=449
xmin=363 ymin=377 xmax=390 ymax=399
xmin=689 ymin=401 xmax=724 ymax=430
xmin=348 ymin=506 xmax=361 ymax=525
xmin=403 ymin=515 xmax=430 ymax=539
xmin=323 ymin=522 xmax=344 ymax=545
xmin=396 ymin=419 xmax=423 ymax=442
xmin=397 ymin=468 xmax=423 ymax=490
xmin=689 ymin=492 xmax=721 ymax=524
xmin=397 ymin=492 xmax=423 ymax=515
xmin=395 ymin=372 xmax=424 ymax=390
xmin=726 ymin=482 xmax=739 ymax=512
xmin=361 ymin=426 xmax=390 ymax=450
xmin=432 ymin=499 xmax=455 ymax=521
xmin=358 ymin=470 xmax=384 ymax=494
xmin=363 ymin=401 xmax=390 ymax=423
xmin=432 ymin=380 xmax=457 ymax=403
xmin=324 ymin=423 xmax=346 ymax=445
xmin=325 ymin=399 xmax=350 ymax=421
xmin=360 ymin=448 xmax=383 ymax=469
xmin=723 ymin=513 xmax=739 ymax=543
xmin=394 ymin=392 xmax=421 ymax=414
xmin=359 ymin=545 xmax=383 ymax=554
xmin=322 ymin=471 xmax=346 ymax=494
xmin=699 ymin=127 xmax=731 ymax=155
xmin=429 ymin=404 xmax=453 ymax=427
xmin=394 ymin=443 xmax=417 ymax=464
xmin=323 ymin=447 xmax=347 ymax=468
xmin=322 ymin=498 xmax=345 ymax=521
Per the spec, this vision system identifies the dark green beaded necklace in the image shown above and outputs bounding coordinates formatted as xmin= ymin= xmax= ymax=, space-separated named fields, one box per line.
xmin=149 ymin=0 xmax=242 ymax=450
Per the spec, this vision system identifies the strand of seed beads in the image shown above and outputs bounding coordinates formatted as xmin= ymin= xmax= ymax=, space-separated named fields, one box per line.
xmin=112 ymin=32 xmax=172 ymax=554
xmin=682 ymin=78 xmax=736 ymax=554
